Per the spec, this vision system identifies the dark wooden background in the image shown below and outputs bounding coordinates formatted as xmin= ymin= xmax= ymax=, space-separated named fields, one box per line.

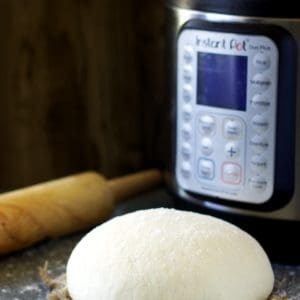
xmin=0 ymin=0 xmax=165 ymax=190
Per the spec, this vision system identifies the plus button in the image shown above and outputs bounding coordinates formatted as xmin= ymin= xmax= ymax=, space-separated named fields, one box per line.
xmin=228 ymin=147 xmax=236 ymax=157
xmin=225 ymin=143 xmax=240 ymax=159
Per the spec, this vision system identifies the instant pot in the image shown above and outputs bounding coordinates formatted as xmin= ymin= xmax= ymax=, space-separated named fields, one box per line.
xmin=165 ymin=0 xmax=300 ymax=262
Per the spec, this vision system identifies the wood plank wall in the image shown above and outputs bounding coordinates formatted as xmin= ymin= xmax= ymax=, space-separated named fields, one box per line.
xmin=0 ymin=0 xmax=165 ymax=190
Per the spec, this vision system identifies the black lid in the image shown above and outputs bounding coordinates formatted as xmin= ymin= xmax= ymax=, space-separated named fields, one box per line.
xmin=167 ymin=0 xmax=300 ymax=18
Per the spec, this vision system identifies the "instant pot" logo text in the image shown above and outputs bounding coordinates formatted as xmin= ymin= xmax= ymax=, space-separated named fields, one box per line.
xmin=195 ymin=36 xmax=248 ymax=51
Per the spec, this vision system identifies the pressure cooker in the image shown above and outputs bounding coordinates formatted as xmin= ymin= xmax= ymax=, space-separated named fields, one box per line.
xmin=165 ymin=0 xmax=300 ymax=262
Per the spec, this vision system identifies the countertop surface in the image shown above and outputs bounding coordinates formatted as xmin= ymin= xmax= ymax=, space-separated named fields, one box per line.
xmin=0 ymin=189 xmax=299 ymax=299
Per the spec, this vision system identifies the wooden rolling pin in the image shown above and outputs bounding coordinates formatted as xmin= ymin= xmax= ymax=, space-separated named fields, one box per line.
xmin=0 ymin=169 xmax=162 ymax=255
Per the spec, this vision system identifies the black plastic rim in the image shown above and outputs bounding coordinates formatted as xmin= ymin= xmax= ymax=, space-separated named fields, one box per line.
xmin=166 ymin=0 xmax=300 ymax=18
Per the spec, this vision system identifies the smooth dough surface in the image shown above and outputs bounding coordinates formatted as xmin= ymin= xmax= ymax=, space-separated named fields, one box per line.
xmin=66 ymin=208 xmax=274 ymax=300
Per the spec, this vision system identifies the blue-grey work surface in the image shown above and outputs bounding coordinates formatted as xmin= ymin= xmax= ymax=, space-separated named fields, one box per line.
xmin=0 ymin=189 xmax=299 ymax=300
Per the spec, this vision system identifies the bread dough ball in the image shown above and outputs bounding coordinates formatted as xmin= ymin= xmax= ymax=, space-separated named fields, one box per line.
xmin=66 ymin=208 xmax=274 ymax=300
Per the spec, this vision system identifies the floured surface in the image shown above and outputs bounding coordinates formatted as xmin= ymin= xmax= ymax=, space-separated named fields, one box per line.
xmin=0 ymin=244 xmax=299 ymax=300
xmin=0 ymin=189 xmax=299 ymax=299
xmin=0 ymin=234 xmax=82 ymax=300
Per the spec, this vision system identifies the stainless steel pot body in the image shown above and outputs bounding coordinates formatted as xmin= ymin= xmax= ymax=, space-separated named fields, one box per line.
xmin=166 ymin=5 xmax=300 ymax=221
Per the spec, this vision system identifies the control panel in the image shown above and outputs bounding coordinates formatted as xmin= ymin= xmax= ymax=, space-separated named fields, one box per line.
xmin=176 ymin=29 xmax=278 ymax=204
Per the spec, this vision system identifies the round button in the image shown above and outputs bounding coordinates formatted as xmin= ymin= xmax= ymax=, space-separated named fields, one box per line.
xmin=183 ymin=104 xmax=192 ymax=121
xmin=253 ymin=53 xmax=271 ymax=71
xmin=183 ymin=85 xmax=192 ymax=102
xmin=251 ymin=94 xmax=271 ymax=110
xmin=224 ymin=119 xmax=243 ymax=139
xmin=250 ymin=136 xmax=269 ymax=154
xmin=251 ymin=73 xmax=271 ymax=92
xmin=225 ymin=142 xmax=240 ymax=159
xmin=198 ymin=114 xmax=216 ymax=136
xmin=183 ymin=46 xmax=193 ymax=64
xmin=182 ymin=123 xmax=192 ymax=140
xmin=183 ymin=65 xmax=193 ymax=83
xmin=251 ymin=114 xmax=269 ymax=133
xmin=198 ymin=159 xmax=214 ymax=180
xmin=250 ymin=155 xmax=267 ymax=172
xmin=181 ymin=162 xmax=192 ymax=178
xmin=201 ymin=138 xmax=213 ymax=156
xmin=182 ymin=142 xmax=192 ymax=160
xmin=249 ymin=175 xmax=267 ymax=192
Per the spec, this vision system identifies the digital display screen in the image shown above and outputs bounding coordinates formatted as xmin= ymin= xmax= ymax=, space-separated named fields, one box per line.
xmin=197 ymin=52 xmax=248 ymax=111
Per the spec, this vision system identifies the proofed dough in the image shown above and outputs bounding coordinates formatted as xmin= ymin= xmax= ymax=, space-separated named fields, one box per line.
xmin=66 ymin=208 xmax=274 ymax=300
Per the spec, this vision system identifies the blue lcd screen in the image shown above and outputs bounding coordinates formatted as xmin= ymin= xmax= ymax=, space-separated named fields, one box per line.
xmin=197 ymin=52 xmax=248 ymax=111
